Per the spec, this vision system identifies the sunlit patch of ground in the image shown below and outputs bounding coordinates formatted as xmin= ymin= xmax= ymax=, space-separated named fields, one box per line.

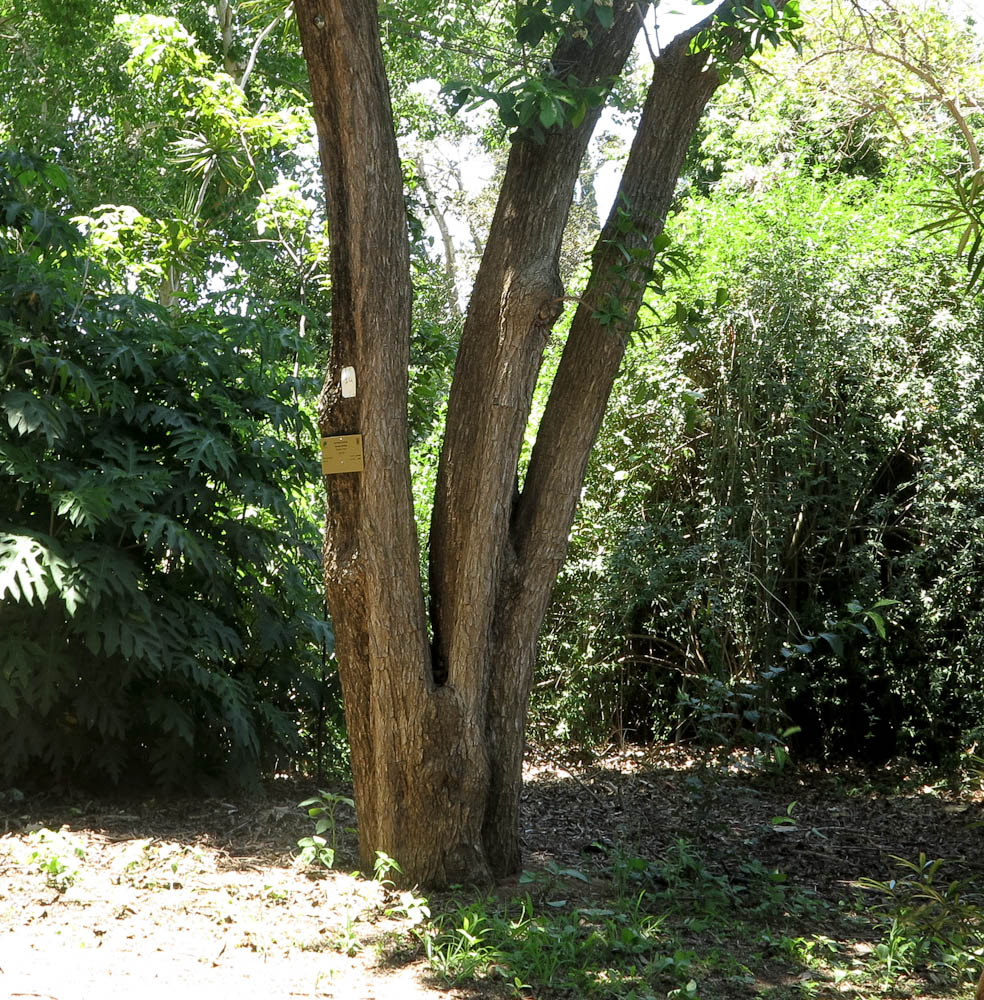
xmin=0 ymin=796 xmax=476 ymax=1000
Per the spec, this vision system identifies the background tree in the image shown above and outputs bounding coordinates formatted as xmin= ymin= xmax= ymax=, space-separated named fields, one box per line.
xmin=0 ymin=152 xmax=328 ymax=788
xmin=0 ymin=2 xmax=340 ymax=788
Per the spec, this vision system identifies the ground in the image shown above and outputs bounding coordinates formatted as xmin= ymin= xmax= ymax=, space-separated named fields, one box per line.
xmin=1 ymin=745 xmax=982 ymax=1000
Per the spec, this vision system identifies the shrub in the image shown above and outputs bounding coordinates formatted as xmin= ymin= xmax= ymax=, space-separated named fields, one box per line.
xmin=538 ymin=175 xmax=984 ymax=761
xmin=0 ymin=151 xmax=330 ymax=789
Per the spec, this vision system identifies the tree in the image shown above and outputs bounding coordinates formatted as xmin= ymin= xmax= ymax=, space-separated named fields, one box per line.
xmin=803 ymin=0 xmax=984 ymax=287
xmin=294 ymin=0 xmax=800 ymax=887
xmin=0 ymin=0 xmax=321 ymax=309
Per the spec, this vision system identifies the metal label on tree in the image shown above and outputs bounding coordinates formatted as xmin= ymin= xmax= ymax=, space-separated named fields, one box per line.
xmin=321 ymin=434 xmax=364 ymax=475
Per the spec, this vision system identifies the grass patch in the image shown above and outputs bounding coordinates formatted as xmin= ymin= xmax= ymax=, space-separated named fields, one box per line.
xmin=408 ymin=839 xmax=983 ymax=999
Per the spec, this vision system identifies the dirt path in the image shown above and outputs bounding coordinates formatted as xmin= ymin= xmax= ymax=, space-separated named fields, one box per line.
xmin=0 ymin=796 xmax=468 ymax=1000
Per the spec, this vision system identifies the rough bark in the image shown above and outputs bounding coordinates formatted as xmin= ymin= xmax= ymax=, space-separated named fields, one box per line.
xmin=427 ymin=1 xmax=649 ymax=879
xmin=297 ymin=0 xmax=781 ymax=887
xmin=483 ymin=14 xmax=763 ymax=877
xmin=482 ymin=26 xmax=739 ymax=871
xmin=429 ymin=0 xmax=648 ymax=702
xmin=296 ymin=0 xmax=434 ymax=877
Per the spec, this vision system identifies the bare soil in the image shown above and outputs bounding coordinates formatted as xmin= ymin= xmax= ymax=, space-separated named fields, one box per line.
xmin=1 ymin=745 xmax=981 ymax=1000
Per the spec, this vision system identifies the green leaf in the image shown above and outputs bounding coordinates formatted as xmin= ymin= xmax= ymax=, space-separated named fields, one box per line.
xmin=864 ymin=611 xmax=887 ymax=640
xmin=593 ymin=1 xmax=614 ymax=30
xmin=0 ymin=532 xmax=64 ymax=606
xmin=517 ymin=12 xmax=552 ymax=46
xmin=538 ymin=98 xmax=561 ymax=128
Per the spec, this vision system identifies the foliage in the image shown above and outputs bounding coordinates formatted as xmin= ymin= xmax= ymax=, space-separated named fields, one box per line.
xmin=690 ymin=0 xmax=804 ymax=73
xmin=538 ymin=157 xmax=984 ymax=760
xmin=438 ymin=0 xmax=620 ymax=144
xmin=296 ymin=789 xmax=355 ymax=869
xmin=918 ymin=167 xmax=984 ymax=291
xmin=687 ymin=0 xmax=984 ymax=286
xmin=406 ymin=836 xmax=984 ymax=999
xmin=26 ymin=827 xmax=86 ymax=892
xmin=857 ymin=854 xmax=984 ymax=984
xmin=441 ymin=0 xmax=804 ymax=144
xmin=815 ymin=0 xmax=984 ymax=290
xmin=0 ymin=0 xmax=327 ymax=313
xmin=530 ymin=4 xmax=984 ymax=760
xmin=422 ymin=885 xmax=680 ymax=997
xmin=0 ymin=151 xmax=327 ymax=789
xmin=418 ymin=841 xmax=832 ymax=999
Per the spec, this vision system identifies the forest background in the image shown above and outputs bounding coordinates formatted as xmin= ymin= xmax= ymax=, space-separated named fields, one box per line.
xmin=1 ymin=0 xmax=984 ymax=813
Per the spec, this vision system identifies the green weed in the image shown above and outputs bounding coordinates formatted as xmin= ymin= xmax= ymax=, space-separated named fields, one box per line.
xmin=26 ymin=827 xmax=85 ymax=891
xmin=296 ymin=789 xmax=354 ymax=870
xmin=857 ymin=853 xmax=984 ymax=984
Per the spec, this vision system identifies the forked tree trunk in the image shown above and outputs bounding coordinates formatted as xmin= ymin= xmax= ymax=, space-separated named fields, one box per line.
xmin=296 ymin=0 xmax=769 ymax=887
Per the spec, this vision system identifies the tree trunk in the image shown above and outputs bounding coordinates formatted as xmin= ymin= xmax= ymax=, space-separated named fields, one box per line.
xmin=479 ymin=19 xmax=740 ymax=879
xmin=296 ymin=0 xmax=776 ymax=887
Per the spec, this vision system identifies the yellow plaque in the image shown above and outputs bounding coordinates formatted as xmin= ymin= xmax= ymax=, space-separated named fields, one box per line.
xmin=321 ymin=434 xmax=364 ymax=475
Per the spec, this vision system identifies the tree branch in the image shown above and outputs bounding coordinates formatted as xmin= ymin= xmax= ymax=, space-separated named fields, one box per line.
xmin=239 ymin=8 xmax=285 ymax=92
xmin=428 ymin=0 xmax=653 ymax=705
xmin=506 ymin=2 xmax=784 ymax=657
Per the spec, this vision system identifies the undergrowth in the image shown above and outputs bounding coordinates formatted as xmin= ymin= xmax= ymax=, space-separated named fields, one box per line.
xmin=288 ymin=770 xmax=984 ymax=999
xmin=0 ymin=151 xmax=332 ymax=790
xmin=412 ymin=841 xmax=829 ymax=999
xmin=396 ymin=842 xmax=982 ymax=1000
